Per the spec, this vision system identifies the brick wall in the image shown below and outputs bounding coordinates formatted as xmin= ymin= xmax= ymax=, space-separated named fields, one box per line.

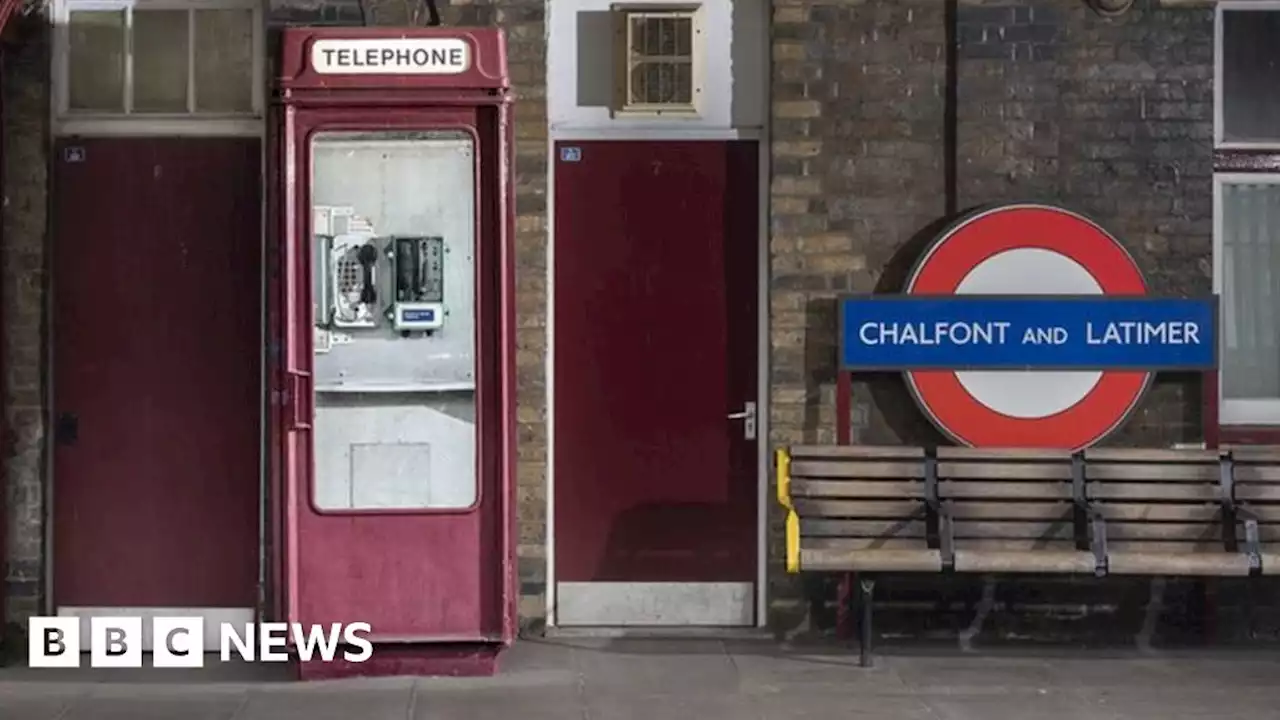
xmin=3 ymin=13 xmax=49 ymax=639
xmin=768 ymin=0 xmax=1224 ymax=639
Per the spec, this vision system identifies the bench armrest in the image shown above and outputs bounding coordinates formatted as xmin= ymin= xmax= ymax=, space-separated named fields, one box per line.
xmin=1072 ymin=453 xmax=1108 ymax=576
xmin=1221 ymin=453 xmax=1262 ymax=574
xmin=776 ymin=448 xmax=800 ymax=573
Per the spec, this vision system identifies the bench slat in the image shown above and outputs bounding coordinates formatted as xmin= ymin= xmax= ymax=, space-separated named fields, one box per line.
xmin=1108 ymin=552 xmax=1250 ymax=576
xmin=937 ymin=462 xmax=1073 ymax=480
xmin=953 ymin=538 xmax=1078 ymax=551
xmin=951 ymin=521 xmax=1074 ymax=540
xmin=791 ymin=445 xmax=925 ymax=460
xmin=800 ymin=537 xmax=928 ymax=551
xmin=1085 ymin=448 xmax=1222 ymax=463
xmin=1236 ymin=485 xmax=1280 ymax=502
xmin=1086 ymin=463 xmax=1220 ymax=482
xmin=944 ymin=501 xmax=1072 ymax=520
xmin=790 ymin=460 xmax=925 ymax=479
xmin=1228 ymin=447 xmax=1280 ymax=463
xmin=1088 ymin=483 xmax=1218 ymax=501
xmin=1098 ymin=503 xmax=1220 ymax=522
xmin=1106 ymin=522 xmax=1224 ymax=542
xmin=953 ymin=550 xmax=1094 ymax=574
xmin=800 ymin=519 xmax=927 ymax=538
xmin=1259 ymin=553 xmax=1280 ymax=575
xmin=1233 ymin=465 xmax=1280 ymax=483
xmin=1106 ymin=540 xmax=1228 ymax=553
xmin=941 ymin=482 xmax=1071 ymax=500
xmin=936 ymin=447 xmax=1072 ymax=460
xmin=792 ymin=480 xmax=923 ymax=499
xmin=792 ymin=499 xmax=922 ymax=518
xmin=1242 ymin=508 xmax=1280 ymax=522
xmin=799 ymin=548 xmax=942 ymax=572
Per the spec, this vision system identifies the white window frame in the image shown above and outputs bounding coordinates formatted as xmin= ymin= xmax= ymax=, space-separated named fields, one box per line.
xmin=611 ymin=5 xmax=705 ymax=118
xmin=1214 ymin=2 xmax=1280 ymax=425
xmin=1214 ymin=174 xmax=1280 ymax=425
xmin=1214 ymin=0 xmax=1280 ymax=150
xmin=52 ymin=0 xmax=264 ymax=137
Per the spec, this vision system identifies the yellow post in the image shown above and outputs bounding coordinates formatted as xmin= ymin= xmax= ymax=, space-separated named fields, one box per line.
xmin=775 ymin=448 xmax=800 ymax=573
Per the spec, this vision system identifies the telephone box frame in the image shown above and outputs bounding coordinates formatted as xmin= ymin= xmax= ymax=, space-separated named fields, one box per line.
xmin=269 ymin=27 xmax=516 ymax=674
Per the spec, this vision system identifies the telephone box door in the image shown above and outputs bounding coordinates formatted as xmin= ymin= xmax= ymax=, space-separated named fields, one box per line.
xmin=273 ymin=29 xmax=514 ymax=655
xmin=281 ymin=111 xmax=509 ymax=642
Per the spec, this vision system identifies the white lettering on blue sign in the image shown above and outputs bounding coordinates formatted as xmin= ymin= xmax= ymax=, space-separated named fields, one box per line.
xmin=1022 ymin=327 xmax=1068 ymax=345
xmin=1085 ymin=321 xmax=1200 ymax=345
xmin=838 ymin=297 xmax=1217 ymax=371
xmin=858 ymin=320 xmax=1200 ymax=347
xmin=858 ymin=322 xmax=1010 ymax=346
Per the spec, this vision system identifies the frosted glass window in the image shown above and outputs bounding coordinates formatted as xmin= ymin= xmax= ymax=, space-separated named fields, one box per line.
xmin=194 ymin=9 xmax=254 ymax=113
xmin=133 ymin=10 xmax=189 ymax=113
xmin=59 ymin=6 xmax=257 ymax=118
xmin=68 ymin=10 xmax=125 ymax=112
xmin=1221 ymin=182 xmax=1280 ymax=401
xmin=310 ymin=131 xmax=478 ymax=511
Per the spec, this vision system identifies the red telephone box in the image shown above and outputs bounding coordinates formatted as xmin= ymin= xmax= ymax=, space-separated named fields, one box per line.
xmin=270 ymin=27 xmax=516 ymax=679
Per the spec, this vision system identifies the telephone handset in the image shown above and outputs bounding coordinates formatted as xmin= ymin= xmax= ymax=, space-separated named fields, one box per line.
xmin=357 ymin=244 xmax=379 ymax=305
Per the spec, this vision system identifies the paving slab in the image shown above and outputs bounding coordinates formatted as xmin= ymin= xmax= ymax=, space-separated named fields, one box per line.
xmin=0 ymin=640 xmax=1277 ymax=720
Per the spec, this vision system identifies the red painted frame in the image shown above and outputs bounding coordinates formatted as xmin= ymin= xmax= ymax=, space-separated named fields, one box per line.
xmin=270 ymin=28 xmax=516 ymax=650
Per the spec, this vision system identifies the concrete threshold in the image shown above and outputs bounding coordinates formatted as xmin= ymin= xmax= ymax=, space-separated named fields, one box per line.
xmin=540 ymin=626 xmax=775 ymax=640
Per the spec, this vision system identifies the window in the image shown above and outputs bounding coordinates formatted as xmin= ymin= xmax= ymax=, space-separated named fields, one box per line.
xmin=1217 ymin=5 xmax=1280 ymax=146
xmin=310 ymin=131 xmax=479 ymax=512
xmin=612 ymin=7 xmax=702 ymax=116
xmin=1215 ymin=3 xmax=1280 ymax=425
xmin=58 ymin=2 xmax=259 ymax=118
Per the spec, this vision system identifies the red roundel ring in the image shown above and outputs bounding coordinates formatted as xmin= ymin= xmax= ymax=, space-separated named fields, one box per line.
xmin=904 ymin=204 xmax=1150 ymax=449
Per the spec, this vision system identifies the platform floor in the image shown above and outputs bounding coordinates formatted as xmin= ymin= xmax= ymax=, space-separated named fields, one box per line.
xmin=1 ymin=637 xmax=1279 ymax=719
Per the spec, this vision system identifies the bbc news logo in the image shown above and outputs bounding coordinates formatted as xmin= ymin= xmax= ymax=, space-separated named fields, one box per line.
xmin=29 ymin=617 xmax=373 ymax=668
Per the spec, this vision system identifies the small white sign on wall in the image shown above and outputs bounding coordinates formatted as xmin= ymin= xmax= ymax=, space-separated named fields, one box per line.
xmin=311 ymin=38 xmax=470 ymax=75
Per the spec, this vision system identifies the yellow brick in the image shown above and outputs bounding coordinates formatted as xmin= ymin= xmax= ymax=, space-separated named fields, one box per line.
xmin=774 ymin=6 xmax=808 ymax=23
xmin=771 ymin=291 xmax=808 ymax=312
xmin=772 ymin=197 xmax=810 ymax=215
xmin=810 ymin=254 xmax=868 ymax=273
xmin=770 ymin=235 xmax=798 ymax=254
xmin=774 ymin=311 xmax=808 ymax=328
xmin=775 ymin=141 xmax=822 ymax=158
xmin=771 ymin=176 xmax=822 ymax=196
xmin=799 ymin=233 xmax=855 ymax=253
xmin=773 ymin=100 xmax=822 ymax=119
xmin=772 ymin=42 xmax=806 ymax=62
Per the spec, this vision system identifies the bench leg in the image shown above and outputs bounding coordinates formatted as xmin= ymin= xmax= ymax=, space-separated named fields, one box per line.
xmin=859 ymin=577 xmax=875 ymax=668
xmin=837 ymin=573 xmax=855 ymax=640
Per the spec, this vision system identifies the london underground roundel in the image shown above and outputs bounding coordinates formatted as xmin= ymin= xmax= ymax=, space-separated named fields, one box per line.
xmin=904 ymin=204 xmax=1150 ymax=450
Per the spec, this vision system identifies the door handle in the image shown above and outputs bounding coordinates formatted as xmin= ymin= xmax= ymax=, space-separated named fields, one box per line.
xmin=728 ymin=401 xmax=757 ymax=441
xmin=56 ymin=412 xmax=78 ymax=446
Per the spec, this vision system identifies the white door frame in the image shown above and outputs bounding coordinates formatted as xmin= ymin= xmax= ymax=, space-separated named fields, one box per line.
xmin=44 ymin=0 xmax=268 ymax=630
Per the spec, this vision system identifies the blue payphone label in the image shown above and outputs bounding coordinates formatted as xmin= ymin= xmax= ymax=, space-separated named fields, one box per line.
xmin=402 ymin=308 xmax=436 ymax=322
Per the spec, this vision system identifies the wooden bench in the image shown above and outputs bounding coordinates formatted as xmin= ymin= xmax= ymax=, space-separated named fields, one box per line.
xmin=776 ymin=444 xmax=1280 ymax=665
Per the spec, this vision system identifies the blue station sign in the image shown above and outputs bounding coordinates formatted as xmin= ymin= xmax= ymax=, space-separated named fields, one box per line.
xmin=839 ymin=296 xmax=1217 ymax=371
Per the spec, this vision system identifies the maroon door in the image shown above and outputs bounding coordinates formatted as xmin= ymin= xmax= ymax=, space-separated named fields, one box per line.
xmin=53 ymin=138 xmax=261 ymax=608
xmin=554 ymin=141 xmax=759 ymax=587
